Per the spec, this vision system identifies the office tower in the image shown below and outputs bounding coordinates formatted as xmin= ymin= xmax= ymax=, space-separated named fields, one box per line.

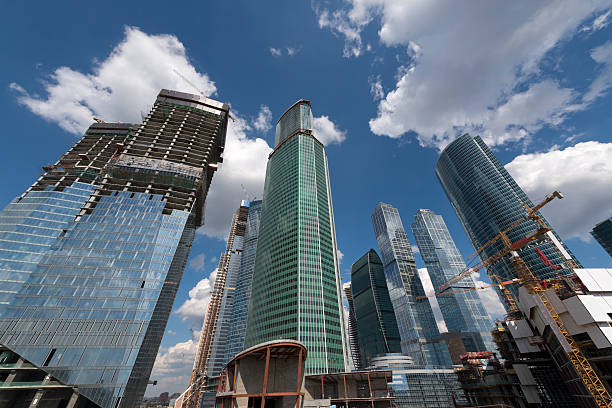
xmin=0 ymin=89 xmax=229 ymax=408
xmin=350 ymin=249 xmax=401 ymax=367
xmin=412 ymin=209 xmax=495 ymax=358
xmin=436 ymin=134 xmax=580 ymax=293
xmin=225 ymin=200 xmax=262 ymax=361
xmin=185 ymin=203 xmax=249 ymax=408
xmin=371 ymin=203 xmax=452 ymax=366
xmin=244 ymin=100 xmax=347 ymax=375
xmin=592 ymin=217 xmax=612 ymax=257
xmin=343 ymin=282 xmax=362 ymax=370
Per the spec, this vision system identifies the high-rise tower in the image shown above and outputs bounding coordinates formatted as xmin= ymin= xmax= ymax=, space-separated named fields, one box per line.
xmin=0 ymin=90 xmax=229 ymax=408
xmin=244 ymin=100 xmax=347 ymax=374
xmin=350 ymin=249 xmax=401 ymax=367
xmin=592 ymin=217 xmax=612 ymax=257
xmin=412 ymin=209 xmax=495 ymax=358
xmin=435 ymin=134 xmax=580 ymax=298
xmin=343 ymin=282 xmax=362 ymax=370
xmin=371 ymin=203 xmax=452 ymax=366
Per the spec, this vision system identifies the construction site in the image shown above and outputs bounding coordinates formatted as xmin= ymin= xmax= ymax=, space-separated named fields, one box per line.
xmin=416 ymin=191 xmax=612 ymax=407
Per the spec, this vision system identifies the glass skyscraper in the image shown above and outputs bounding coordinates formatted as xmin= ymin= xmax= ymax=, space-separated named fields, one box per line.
xmin=412 ymin=209 xmax=495 ymax=356
xmin=350 ymin=249 xmax=401 ymax=367
xmin=0 ymin=89 xmax=229 ymax=408
xmin=225 ymin=199 xmax=262 ymax=362
xmin=244 ymin=100 xmax=347 ymax=375
xmin=591 ymin=217 xmax=612 ymax=257
xmin=371 ymin=203 xmax=452 ymax=366
xmin=342 ymin=282 xmax=362 ymax=370
xmin=435 ymin=134 xmax=580 ymax=300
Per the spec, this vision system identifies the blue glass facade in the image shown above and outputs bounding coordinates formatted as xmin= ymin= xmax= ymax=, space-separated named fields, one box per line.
xmin=225 ymin=200 xmax=262 ymax=362
xmin=435 ymin=134 xmax=580 ymax=300
xmin=0 ymin=90 xmax=229 ymax=407
xmin=592 ymin=218 xmax=612 ymax=257
xmin=371 ymin=203 xmax=451 ymax=366
xmin=412 ymin=209 xmax=495 ymax=354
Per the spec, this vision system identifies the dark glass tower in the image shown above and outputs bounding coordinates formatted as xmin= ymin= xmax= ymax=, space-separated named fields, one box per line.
xmin=0 ymin=90 xmax=229 ymax=408
xmin=412 ymin=209 xmax=495 ymax=356
xmin=371 ymin=203 xmax=452 ymax=366
xmin=592 ymin=218 xmax=612 ymax=257
xmin=350 ymin=249 xmax=401 ymax=367
xmin=244 ymin=100 xmax=347 ymax=375
xmin=435 ymin=134 xmax=580 ymax=298
xmin=343 ymin=282 xmax=362 ymax=370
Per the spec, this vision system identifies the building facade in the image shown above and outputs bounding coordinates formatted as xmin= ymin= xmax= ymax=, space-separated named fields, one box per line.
xmin=591 ymin=217 xmax=612 ymax=257
xmin=225 ymin=200 xmax=262 ymax=362
xmin=411 ymin=209 xmax=495 ymax=357
xmin=435 ymin=134 xmax=580 ymax=301
xmin=0 ymin=89 xmax=229 ymax=408
xmin=350 ymin=249 xmax=401 ymax=367
xmin=343 ymin=282 xmax=362 ymax=370
xmin=371 ymin=203 xmax=452 ymax=366
xmin=244 ymin=100 xmax=347 ymax=375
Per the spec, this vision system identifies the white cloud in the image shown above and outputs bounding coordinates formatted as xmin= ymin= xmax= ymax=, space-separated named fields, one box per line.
xmin=8 ymin=26 xmax=273 ymax=243
xmin=313 ymin=115 xmax=347 ymax=145
xmin=10 ymin=26 xmax=216 ymax=134
xmin=506 ymin=141 xmax=612 ymax=241
xmin=269 ymin=47 xmax=282 ymax=57
xmin=473 ymin=274 xmax=507 ymax=320
xmin=369 ymin=75 xmax=384 ymax=101
xmin=315 ymin=1 xmax=612 ymax=149
xmin=175 ymin=269 xmax=218 ymax=328
xmin=337 ymin=249 xmax=344 ymax=264
xmin=146 ymin=339 xmax=197 ymax=397
xmin=582 ymin=9 xmax=611 ymax=31
xmin=583 ymin=41 xmax=612 ymax=103
xmin=188 ymin=253 xmax=205 ymax=272
xmin=417 ymin=268 xmax=448 ymax=333
xmin=253 ymin=105 xmax=273 ymax=133
xmin=411 ymin=244 xmax=419 ymax=255
xmin=286 ymin=47 xmax=297 ymax=56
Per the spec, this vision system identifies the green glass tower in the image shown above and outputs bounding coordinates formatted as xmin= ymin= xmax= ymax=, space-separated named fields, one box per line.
xmin=244 ymin=100 xmax=347 ymax=374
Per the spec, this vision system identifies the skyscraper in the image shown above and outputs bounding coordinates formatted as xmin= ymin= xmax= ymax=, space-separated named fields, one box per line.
xmin=371 ymin=203 xmax=452 ymax=366
xmin=412 ymin=209 xmax=495 ymax=357
xmin=0 ymin=89 xmax=229 ymax=408
xmin=343 ymin=282 xmax=362 ymax=370
xmin=225 ymin=200 xmax=262 ymax=361
xmin=244 ymin=100 xmax=347 ymax=375
xmin=350 ymin=249 xmax=401 ymax=367
xmin=591 ymin=217 xmax=612 ymax=257
xmin=185 ymin=203 xmax=249 ymax=408
xmin=435 ymin=134 xmax=580 ymax=296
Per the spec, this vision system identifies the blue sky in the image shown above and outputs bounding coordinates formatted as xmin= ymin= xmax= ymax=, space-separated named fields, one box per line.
xmin=1 ymin=0 xmax=611 ymax=397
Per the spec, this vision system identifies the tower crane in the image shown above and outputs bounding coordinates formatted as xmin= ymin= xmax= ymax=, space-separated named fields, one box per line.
xmin=173 ymin=69 xmax=235 ymax=121
xmin=427 ymin=191 xmax=612 ymax=406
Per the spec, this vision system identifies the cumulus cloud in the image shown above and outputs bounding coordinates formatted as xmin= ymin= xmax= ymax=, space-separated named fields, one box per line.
xmin=10 ymin=26 xmax=216 ymax=134
xmin=315 ymin=1 xmax=612 ymax=149
xmin=473 ymin=274 xmax=507 ymax=320
xmin=175 ymin=269 xmax=218 ymax=328
xmin=313 ymin=115 xmax=347 ymax=145
xmin=506 ymin=141 xmax=612 ymax=241
xmin=146 ymin=339 xmax=197 ymax=396
xmin=253 ymin=105 xmax=273 ymax=133
xmin=269 ymin=47 xmax=282 ymax=57
xmin=188 ymin=253 xmax=205 ymax=272
xmin=417 ymin=268 xmax=448 ymax=333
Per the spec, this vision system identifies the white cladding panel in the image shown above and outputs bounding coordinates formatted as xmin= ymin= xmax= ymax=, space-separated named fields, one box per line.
xmin=575 ymin=268 xmax=612 ymax=292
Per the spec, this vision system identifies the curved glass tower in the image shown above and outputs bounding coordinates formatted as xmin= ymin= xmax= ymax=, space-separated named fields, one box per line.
xmin=244 ymin=101 xmax=347 ymax=374
xmin=412 ymin=209 xmax=495 ymax=355
xmin=435 ymin=134 xmax=579 ymax=298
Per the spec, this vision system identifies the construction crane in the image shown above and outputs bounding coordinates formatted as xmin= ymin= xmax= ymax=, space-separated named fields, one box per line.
xmin=93 ymin=117 xmax=106 ymax=123
xmin=435 ymin=191 xmax=611 ymax=406
xmin=416 ymin=277 xmax=519 ymax=300
xmin=437 ymin=191 xmax=564 ymax=293
xmin=173 ymin=69 xmax=235 ymax=121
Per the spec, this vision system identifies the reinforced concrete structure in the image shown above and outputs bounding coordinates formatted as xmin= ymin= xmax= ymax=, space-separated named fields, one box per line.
xmin=343 ymin=283 xmax=362 ymax=371
xmin=412 ymin=209 xmax=495 ymax=359
xmin=0 ymin=89 xmax=229 ymax=407
xmin=186 ymin=203 xmax=250 ymax=408
xmin=244 ymin=100 xmax=347 ymax=375
xmin=435 ymin=134 xmax=580 ymax=300
xmin=591 ymin=217 xmax=612 ymax=257
xmin=350 ymin=250 xmax=401 ymax=368
xmin=371 ymin=203 xmax=451 ymax=366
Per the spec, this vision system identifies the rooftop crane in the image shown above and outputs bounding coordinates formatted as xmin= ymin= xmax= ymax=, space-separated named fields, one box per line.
xmin=173 ymin=69 xmax=235 ymax=122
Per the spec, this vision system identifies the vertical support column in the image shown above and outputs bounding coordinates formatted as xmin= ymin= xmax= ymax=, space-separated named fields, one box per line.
xmin=367 ymin=372 xmax=374 ymax=408
xmin=384 ymin=373 xmax=391 ymax=408
xmin=261 ymin=347 xmax=271 ymax=408
xmin=321 ymin=375 xmax=324 ymax=399
xmin=296 ymin=349 xmax=303 ymax=408
xmin=233 ymin=361 xmax=238 ymax=391
xmin=343 ymin=373 xmax=348 ymax=407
